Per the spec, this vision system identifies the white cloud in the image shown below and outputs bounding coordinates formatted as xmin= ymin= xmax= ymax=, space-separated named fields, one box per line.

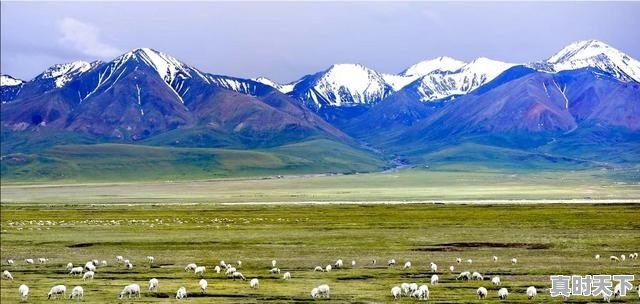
xmin=58 ymin=17 xmax=121 ymax=58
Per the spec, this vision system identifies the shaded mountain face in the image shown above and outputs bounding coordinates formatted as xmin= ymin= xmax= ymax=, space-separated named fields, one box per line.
xmin=1 ymin=49 xmax=350 ymax=150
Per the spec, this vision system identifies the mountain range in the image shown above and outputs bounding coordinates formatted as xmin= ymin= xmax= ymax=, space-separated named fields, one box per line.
xmin=1 ymin=39 xmax=639 ymax=180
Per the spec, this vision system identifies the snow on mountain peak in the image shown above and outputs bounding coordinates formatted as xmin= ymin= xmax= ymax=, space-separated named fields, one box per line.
xmin=121 ymin=48 xmax=193 ymax=84
xmin=41 ymin=61 xmax=94 ymax=87
xmin=252 ymin=77 xmax=296 ymax=93
xmin=0 ymin=74 xmax=23 ymax=87
xmin=546 ymin=40 xmax=640 ymax=82
xmin=401 ymin=56 xmax=466 ymax=77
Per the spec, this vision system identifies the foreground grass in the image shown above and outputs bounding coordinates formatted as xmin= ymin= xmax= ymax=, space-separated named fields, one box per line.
xmin=1 ymin=204 xmax=639 ymax=303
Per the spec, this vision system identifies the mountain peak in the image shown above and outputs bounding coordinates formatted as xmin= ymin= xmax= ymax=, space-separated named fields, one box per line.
xmin=39 ymin=61 xmax=97 ymax=87
xmin=114 ymin=48 xmax=198 ymax=84
xmin=548 ymin=39 xmax=617 ymax=63
xmin=0 ymin=74 xmax=23 ymax=87
xmin=400 ymin=56 xmax=466 ymax=77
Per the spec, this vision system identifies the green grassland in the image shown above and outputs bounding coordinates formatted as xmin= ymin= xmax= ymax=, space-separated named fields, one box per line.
xmin=1 ymin=204 xmax=639 ymax=303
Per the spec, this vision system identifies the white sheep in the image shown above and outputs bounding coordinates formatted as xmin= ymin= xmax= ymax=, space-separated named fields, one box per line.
xmin=176 ymin=286 xmax=187 ymax=300
xmin=91 ymin=259 xmax=99 ymax=266
xmin=403 ymin=261 xmax=411 ymax=269
xmin=351 ymin=260 xmax=356 ymax=267
xmin=497 ymin=287 xmax=509 ymax=300
xmin=621 ymin=254 xmax=626 ymax=262
xmin=70 ymin=286 xmax=84 ymax=300
xmin=391 ymin=286 xmax=402 ymax=300
xmin=7 ymin=259 xmax=14 ymax=266
xmin=456 ymin=257 xmax=462 ymax=264
xmin=372 ymin=259 xmax=377 ymax=265
xmin=466 ymin=259 xmax=473 ymax=264
xmin=431 ymin=274 xmax=439 ymax=285
xmin=100 ymin=260 xmax=107 ymax=266
xmin=237 ymin=260 xmax=242 ymax=267
xmin=526 ymin=286 xmax=537 ymax=300
xmin=388 ymin=259 xmax=396 ymax=266
xmin=311 ymin=287 xmax=320 ymax=299
xmin=317 ymin=284 xmax=330 ymax=298
xmin=225 ymin=267 xmax=237 ymax=275
xmin=125 ymin=262 xmax=133 ymax=270
xmin=325 ymin=264 xmax=332 ymax=272
xmin=492 ymin=276 xmax=500 ymax=286
xmin=408 ymin=283 xmax=418 ymax=295
xmin=283 ymin=272 xmax=291 ymax=280
xmin=595 ymin=254 xmax=600 ymax=260
xmin=146 ymin=256 xmax=155 ymax=264
xmin=250 ymin=278 xmax=259 ymax=288
xmin=457 ymin=271 xmax=471 ymax=280
xmin=199 ymin=279 xmax=207 ymax=293
xmin=38 ymin=257 xmax=48 ymax=264
xmin=116 ymin=256 xmax=124 ymax=263
xmin=477 ymin=287 xmax=487 ymax=299
xmin=430 ymin=262 xmax=438 ymax=272
xmin=66 ymin=262 xmax=74 ymax=270
xmin=18 ymin=284 xmax=29 ymax=301
xmin=493 ymin=255 xmax=498 ymax=262
xmin=85 ymin=261 xmax=96 ymax=271
xmin=229 ymin=271 xmax=246 ymax=280
xmin=401 ymin=283 xmax=411 ymax=296
xmin=48 ymin=285 xmax=66 ymax=299
xmin=335 ymin=259 xmax=343 ymax=268
xmin=214 ymin=265 xmax=221 ymax=273
xmin=449 ymin=265 xmax=454 ymax=272
xmin=610 ymin=255 xmax=620 ymax=262
xmin=119 ymin=283 xmax=140 ymax=299
xmin=220 ymin=260 xmax=226 ymax=268
xmin=269 ymin=267 xmax=281 ymax=274
xmin=69 ymin=266 xmax=83 ymax=275
xmin=313 ymin=266 xmax=323 ymax=272
xmin=511 ymin=257 xmax=518 ymax=265
xmin=148 ymin=278 xmax=159 ymax=292
xmin=472 ymin=271 xmax=483 ymax=280
xmin=413 ymin=284 xmax=429 ymax=300
xmin=82 ymin=270 xmax=94 ymax=280
xmin=25 ymin=258 xmax=34 ymax=264
xmin=2 ymin=270 xmax=13 ymax=280
xmin=271 ymin=259 xmax=277 ymax=267
xmin=123 ymin=259 xmax=130 ymax=265
xmin=194 ymin=266 xmax=206 ymax=276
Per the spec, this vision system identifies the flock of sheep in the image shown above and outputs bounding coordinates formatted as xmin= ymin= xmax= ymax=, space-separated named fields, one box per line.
xmin=2 ymin=252 xmax=639 ymax=302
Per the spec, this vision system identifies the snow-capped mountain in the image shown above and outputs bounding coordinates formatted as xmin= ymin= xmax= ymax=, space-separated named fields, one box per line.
xmin=288 ymin=63 xmax=394 ymax=108
xmin=1 ymin=74 xmax=24 ymax=102
xmin=1 ymin=74 xmax=23 ymax=86
xmin=252 ymin=77 xmax=297 ymax=94
xmin=543 ymin=39 xmax=640 ymax=83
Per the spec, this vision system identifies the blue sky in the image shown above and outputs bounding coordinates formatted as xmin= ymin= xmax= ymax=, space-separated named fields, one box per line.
xmin=1 ymin=1 xmax=639 ymax=83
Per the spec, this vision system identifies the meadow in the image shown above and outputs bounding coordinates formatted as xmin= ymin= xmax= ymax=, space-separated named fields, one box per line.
xmin=1 ymin=169 xmax=639 ymax=303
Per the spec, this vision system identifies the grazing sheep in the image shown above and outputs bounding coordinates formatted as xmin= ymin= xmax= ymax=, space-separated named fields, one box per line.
xmin=493 ymin=256 xmax=498 ymax=262
xmin=325 ymin=264 xmax=332 ymax=272
xmin=526 ymin=286 xmax=537 ymax=300
xmin=194 ymin=266 xmax=206 ymax=276
xmin=85 ymin=261 xmax=96 ymax=271
xmin=214 ymin=265 xmax=221 ymax=273
xmin=225 ymin=267 xmax=237 ymax=275
xmin=511 ymin=258 xmax=517 ymax=265
xmin=7 ymin=259 xmax=14 ymax=266
xmin=283 ymin=272 xmax=291 ymax=280
xmin=335 ymin=259 xmax=343 ymax=268
xmin=2 ymin=270 xmax=13 ymax=280
xmin=430 ymin=262 xmax=438 ymax=272
xmin=125 ymin=262 xmax=133 ymax=270
xmin=25 ymin=258 xmax=34 ymax=264
xmin=621 ymin=254 xmax=626 ymax=262
xmin=18 ymin=284 xmax=29 ymax=301
xmin=497 ymin=287 xmax=509 ymax=300
xmin=401 ymin=283 xmax=411 ymax=296
xmin=477 ymin=287 xmax=488 ymax=299
xmin=403 ymin=261 xmax=411 ymax=269
xmin=250 ymin=278 xmax=259 ymax=289
xmin=595 ymin=254 xmax=600 ymax=260
xmin=48 ymin=285 xmax=66 ymax=299
xmin=146 ymin=256 xmax=154 ymax=264
xmin=610 ymin=256 xmax=620 ymax=262
xmin=100 ymin=260 xmax=107 ymax=266
xmin=91 ymin=259 xmax=99 ymax=266
xmin=311 ymin=287 xmax=320 ymax=299
xmin=314 ymin=266 xmax=323 ymax=272
xmin=199 ymin=279 xmax=207 ymax=293
xmin=66 ymin=262 xmax=74 ymax=270
xmin=456 ymin=257 xmax=462 ymax=264
xmin=317 ymin=284 xmax=330 ymax=298
xmin=82 ymin=270 xmax=94 ymax=280
xmin=116 ymin=256 xmax=123 ymax=263
xmin=466 ymin=259 xmax=473 ymax=264
xmin=70 ymin=286 xmax=84 ymax=300
xmin=372 ymin=259 xmax=377 ymax=265
xmin=632 ymin=252 xmax=638 ymax=260
xmin=272 ymin=259 xmax=277 ymax=267
xmin=229 ymin=271 xmax=246 ymax=280
xmin=408 ymin=283 xmax=418 ymax=295
xmin=431 ymin=274 xmax=439 ymax=285
xmin=69 ymin=267 xmax=83 ymax=275
xmin=351 ymin=260 xmax=356 ymax=267
xmin=237 ymin=260 xmax=242 ymax=267
xmin=220 ymin=260 xmax=226 ymax=267
xmin=148 ymin=278 xmax=159 ymax=292
xmin=449 ymin=265 xmax=455 ymax=272
xmin=388 ymin=259 xmax=396 ymax=266
xmin=492 ymin=276 xmax=500 ymax=286
xmin=123 ymin=259 xmax=130 ymax=265
xmin=119 ymin=284 xmax=141 ymax=299
xmin=176 ymin=286 xmax=187 ymax=300
xmin=391 ymin=286 xmax=402 ymax=300
xmin=269 ymin=267 xmax=281 ymax=274
xmin=457 ymin=271 xmax=471 ymax=280
xmin=472 ymin=272 xmax=483 ymax=281
xmin=38 ymin=258 xmax=48 ymax=264
xmin=413 ymin=284 xmax=429 ymax=300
